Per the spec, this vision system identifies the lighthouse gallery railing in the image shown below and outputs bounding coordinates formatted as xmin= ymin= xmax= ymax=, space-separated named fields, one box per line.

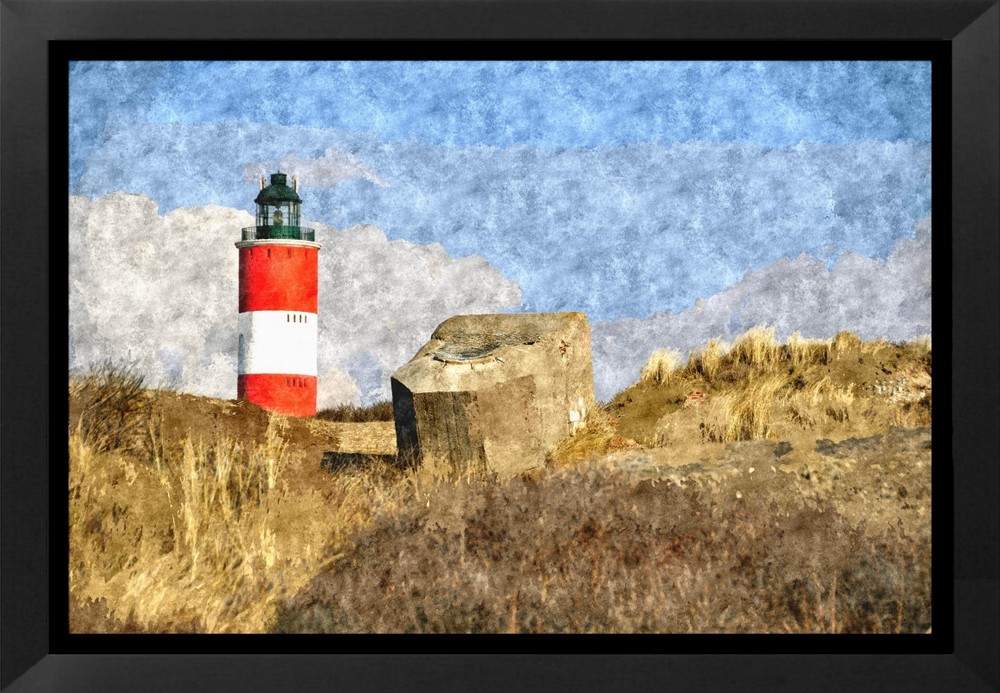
xmin=241 ymin=226 xmax=316 ymax=242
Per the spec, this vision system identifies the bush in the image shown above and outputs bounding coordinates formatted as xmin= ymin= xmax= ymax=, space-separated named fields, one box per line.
xmin=273 ymin=457 xmax=931 ymax=634
xmin=316 ymin=401 xmax=394 ymax=423
xmin=70 ymin=359 xmax=149 ymax=453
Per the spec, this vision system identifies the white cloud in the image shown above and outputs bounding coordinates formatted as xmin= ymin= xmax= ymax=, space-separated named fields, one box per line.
xmin=73 ymin=121 xmax=931 ymax=324
xmin=69 ymin=193 xmax=522 ymax=406
xmin=68 ymin=192 xmax=931 ymax=409
xmin=589 ymin=217 xmax=932 ymax=401
xmin=313 ymin=221 xmax=522 ymax=404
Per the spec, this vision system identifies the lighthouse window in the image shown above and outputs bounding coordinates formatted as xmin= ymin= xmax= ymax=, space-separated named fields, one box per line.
xmin=287 ymin=314 xmax=290 ymax=322
xmin=267 ymin=249 xmax=270 ymax=257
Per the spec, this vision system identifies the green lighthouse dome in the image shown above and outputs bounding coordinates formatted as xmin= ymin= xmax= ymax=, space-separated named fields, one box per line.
xmin=254 ymin=172 xmax=302 ymax=206
xmin=242 ymin=172 xmax=315 ymax=242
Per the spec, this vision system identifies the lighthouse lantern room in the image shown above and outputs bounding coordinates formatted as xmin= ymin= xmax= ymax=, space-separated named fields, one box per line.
xmin=236 ymin=172 xmax=320 ymax=417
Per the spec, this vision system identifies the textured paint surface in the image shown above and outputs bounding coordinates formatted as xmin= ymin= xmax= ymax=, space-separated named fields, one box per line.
xmin=68 ymin=61 xmax=931 ymax=403
xmin=237 ymin=311 xmax=318 ymax=376
xmin=237 ymin=373 xmax=317 ymax=417
xmin=239 ymin=243 xmax=319 ymax=313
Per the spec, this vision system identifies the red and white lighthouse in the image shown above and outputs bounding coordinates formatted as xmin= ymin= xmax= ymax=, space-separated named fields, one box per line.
xmin=236 ymin=172 xmax=320 ymax=417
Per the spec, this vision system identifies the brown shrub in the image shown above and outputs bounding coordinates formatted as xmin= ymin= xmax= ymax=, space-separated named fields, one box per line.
xmin=69 ymin=359 xmax=150 ymax=453
xmin=274 ymin=454 xmax=931 ymax=634
xmin=316 ymin=400 xmax=394 ymax=423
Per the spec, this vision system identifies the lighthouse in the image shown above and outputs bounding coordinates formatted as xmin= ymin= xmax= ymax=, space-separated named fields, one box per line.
xmin=236 ymin=172 xmax=320 ymax=417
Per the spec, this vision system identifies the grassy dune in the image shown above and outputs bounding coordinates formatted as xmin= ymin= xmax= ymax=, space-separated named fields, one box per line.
xmin=68 ymin=329 xmax=932 ymax=634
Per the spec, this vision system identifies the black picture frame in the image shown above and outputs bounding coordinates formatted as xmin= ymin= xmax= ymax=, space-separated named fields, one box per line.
xmin=3 ymin=1 xmax=997 ymax=690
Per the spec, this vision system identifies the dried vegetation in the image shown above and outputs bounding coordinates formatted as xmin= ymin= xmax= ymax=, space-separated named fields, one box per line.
xmin=69 ymin=328 xmax=933 ymax=634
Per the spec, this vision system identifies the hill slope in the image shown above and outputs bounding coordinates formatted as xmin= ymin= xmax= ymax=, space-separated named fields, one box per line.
xmin=68 ymin=329 xmax=933 ymax=634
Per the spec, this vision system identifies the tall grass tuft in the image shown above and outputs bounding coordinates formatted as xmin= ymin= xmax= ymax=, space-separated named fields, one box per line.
xmin=70 ymin=359 xmax=149 ymax=453
xmin=687 ymin=338 xmax=728 ymax=381
xmin=171 ymin=425 xmax=288 ymax=583
xmin=68 ymin=412 xmax=415 ymax=633
xmin=910 ymin=334 xmax=932 ymax=355
xmin=547 ymin=416 xmax=619 ymax=468
xmin=831 ymin=331 xmax=864 ymax=356
xmin=719 ymin=372 xmax=788 ymax=441
xmin=729 ymin=326 xmax=782 ymax=370
xmin=786 ymin=332 xmax=830 ymax=368
xmin=316 ymin=401 xmax=394 ymax=422
xmin=640 ymin=349 xmax=685 ymax=385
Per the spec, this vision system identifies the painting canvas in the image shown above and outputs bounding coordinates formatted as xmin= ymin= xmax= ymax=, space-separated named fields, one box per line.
xmin=67 ymin=59 xmax=933 ymax=635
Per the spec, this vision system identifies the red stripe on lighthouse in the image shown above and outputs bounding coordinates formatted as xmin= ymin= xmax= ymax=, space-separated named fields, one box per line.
xmin=238 ymin=374 xmax=318 ymax=417
xmin=239 ymin=245 xmax=319 ymax=313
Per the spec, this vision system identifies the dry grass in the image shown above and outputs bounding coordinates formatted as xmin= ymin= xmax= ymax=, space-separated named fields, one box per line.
xmin=910 ymin=334 xmax=932 ymax=356
xmin=729 ymin=326 xmax=783 ymax=369
xmin=831 ymin=330 xmax=864 ymax=355
xmin=73 ymin=425 xmax=304 ymax=631
xmin=70 ymin=330 xmax=933 ymax=635
xmin=69 ymin=359 xmax=150 ymax=453
xmin=316 ymin=400 xmax=394 ymax=423
xmin=275 ymin=436 xmax=931 ymax=634
xmin=784 ymin=377 xmax=856 ymax=431
xmin=786 ymin=331 xmax=830 ymax=368
xmin=624 ymin=326 xmax=932 ymax=445
xmin=545 ymin=414 xmax=642 ymax=468
xmin=68 ymin=421 xmax=421 ymax=633
xmin=68 ymin=363 xmax=417 ymax=633
xmin=640 ymin=348 xmax=685 ymax=385
xmin=687 ymin=338 xmax=728 ymax=381
xmin=715 ymin=372 xmax=788 ymax=442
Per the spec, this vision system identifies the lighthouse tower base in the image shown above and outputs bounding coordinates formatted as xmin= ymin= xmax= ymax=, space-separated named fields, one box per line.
xmin=238 ymin=374 xmax=318 ymax=417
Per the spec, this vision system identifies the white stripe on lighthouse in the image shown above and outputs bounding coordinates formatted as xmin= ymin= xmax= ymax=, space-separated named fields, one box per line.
xmin=237 ymin=310 xmax=318 ymax=376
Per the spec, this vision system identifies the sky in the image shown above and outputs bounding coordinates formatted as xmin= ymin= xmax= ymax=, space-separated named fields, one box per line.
xmin=68 ymin=61 xmax=932 ymax=403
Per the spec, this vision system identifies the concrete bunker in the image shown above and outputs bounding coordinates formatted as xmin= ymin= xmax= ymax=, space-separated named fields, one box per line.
xmin=390 ymin=312 xmax=596 ymax=477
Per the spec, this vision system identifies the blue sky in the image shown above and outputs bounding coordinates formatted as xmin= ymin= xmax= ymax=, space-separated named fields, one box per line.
xmin=69 ymin=61 xmax=933 ymax=401
xmin=70 ymin=61 xmax=931 ymax=157
xmin=69 ymin=61 xmax=931 ymax=323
